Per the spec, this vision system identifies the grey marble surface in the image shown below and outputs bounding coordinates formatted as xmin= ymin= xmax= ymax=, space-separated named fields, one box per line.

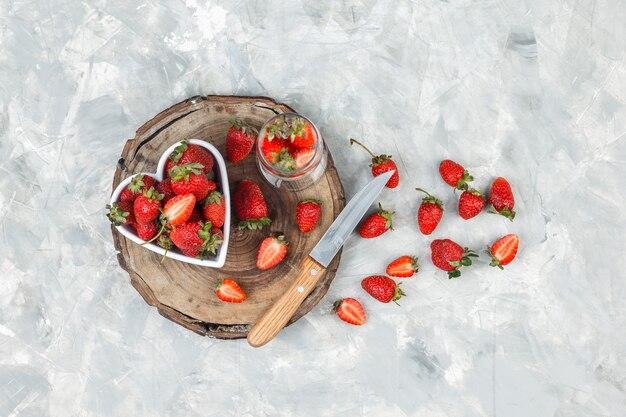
xmin=1 ymin=0 xmax=625 ymax=416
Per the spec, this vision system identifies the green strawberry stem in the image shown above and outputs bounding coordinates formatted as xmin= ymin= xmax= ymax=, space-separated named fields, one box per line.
xmin=392 ymin=283 xmax=406 ymax=306
xmin=447 ymin=247 xmax=479 ymax=279
xmin=489 ymin=204 xmax=516 ymax=221
xmin=238 ymin=217 xmax=272 ymax=231
xmin=486 ymin=247 xmax=505 ymax=270
xmin=415 ymin=188 xmax=443 ymax=206
xmin=377 ymin=202 xmax=394 ymax=230
xmin=349 ymin=138 xmax=377 ymax=159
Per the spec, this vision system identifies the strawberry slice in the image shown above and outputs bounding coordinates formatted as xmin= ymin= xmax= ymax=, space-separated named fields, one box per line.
xmin=488 ymin=234 xmax=519 ymax=269
xmin=293 ymin=147 xmax=315 ymax=169
xmin=256 ymin=235 xmax=287 ymax=270
xmin=163 ymin=193 xmax=197 ymax=227
xmin=216 ymin=278 xmax=246 ymax=303
xmin=333 ymin=298 xmax=366 ymax=326
xmin=386 ymin=256 xmax=419 ymax=278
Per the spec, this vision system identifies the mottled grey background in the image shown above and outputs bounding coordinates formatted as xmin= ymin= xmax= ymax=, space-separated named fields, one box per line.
xmin=1 ymin=0 xmax=625 ymax=416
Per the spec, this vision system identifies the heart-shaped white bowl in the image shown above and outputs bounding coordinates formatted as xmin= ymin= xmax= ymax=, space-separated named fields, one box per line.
xmin=110 ymin=139 xmax=230 ymax=267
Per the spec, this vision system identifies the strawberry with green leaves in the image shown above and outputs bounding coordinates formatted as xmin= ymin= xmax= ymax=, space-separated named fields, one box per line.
xmin=488 ymin=234 xmax=519 ymax=269
xmin=156 ymin=178 xmax=176 ymax=203
xmin=359 ymin=203 xmax=394 ymax=238
xmin=415 ymin=188 xmax=443 ymax=235
xmin=170 ymin=221 xmax=223 ymax=259
xmin=202 ymin=191 xmax=225 ymax=228
xmin=361 ymin=275 xmax=405 ymax=304
xmin=122 ymin=174 xmax=157 ymax=202
xmin=165 ymin=139 xmax=214 ymax=175
xmin=296 ymin=199 xmax=321 ymax=233
xmin=288 ymin=117 xmax=316 ymax=148
xmin=489 ymin=177 xmax=516 ymax=221
xmin=234 ymin=180 xmax=271 ymax=230
xmin=430 ymin=239 xmax=478 ymax=278
xmin=216 ymin=278 xmax=246 ymax=303
xmin=106 ymin=201 xmax=135 ymax=227
xmin=439 ymin=160 xmax=473 ymax=190
xmin=226 ymin=119 xmax=257 ymax=163
xmin=333 ymin=298 xmax=366 ymax=326
xmin=350 ymin=138 xmax=399 ymax=188
xmin=386 ymin=256 xmax=419 ymax=278
xmin=458 ymin=189 xmax=484 ymax=220
xmin=169 ymin=162 xmax=211 ymax=200
xmin=133 ymin=187 xmax=163 ymax=224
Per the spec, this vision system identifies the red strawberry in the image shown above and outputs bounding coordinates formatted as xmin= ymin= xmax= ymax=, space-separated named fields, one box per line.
xmin=488 ymin=177 xmax=515 ymax=221
xmin=119 ymin=187 xmax=135 ymax=203
xmin=386 ymin=256 xmax=419 ymax=278
xmin=181 ymin=247 xmax=199 ymax=257
xmin=296 ymin=199 xmax=322 ymax=233
xmin=289 ymin=117 xmax=316 ymax=148
xmin=415 ymin=188 xmax=443 ymax=235
xmin=256 ymin=235 xmax=287 ymax=270
xmin=234 ymin=180 xmax=271 ymax=230
xmin=127 ymin=174 xmax=158 ymax=201
xmin=359 ymin=203 xmax=394 ymax=238
xmin=333 ymin=298 xmax=366 ymax=326
xmin=361 ymin=275 xmax=405 ymax=304
xmin=293 ymin=147 xmax=315 ymax=169
xmin=260 ymin=137 xmax=294 ymax=165
xmin=488 ymin=234 xmax=519 ymax=269
xmin=169 ymin=162 xmax=210 ymax=200
xmin=189 ymin=208 xmax=203 ymax=224
xmin=216 ymin=278 xmax=246 ymax=303
xmin=202 ymin=191 xmax=225 ymax=228
xmin=106 ymin=201 xmax=136 ymax=226
xmin=430 ymin=239 xmax=478 ymax=279
xmin=350 ymin=138 xmax=399 ymax=188
xmin=136 ymin=221 xmax=158 ymax=241
xmin=211 ymin=227 xmax=223 ymax=239
xmin=156 ymin=178 xmax=176 ymax=203
xmin=167 ymin=140 xmax=214 ymax=174
xmin=162 ymin=193 xmax=196 ymax=227
xmin=458 ymin=189 xmax=484 ymax=219
xmin=170 ymin=221 xmax=222 ymax=258
xmin=226 ymin=119 xmax=257 ymax=163
xmin=133 ymin=187 xmax=163 ymax=224
xmin=439 ymin=160 xmax=473 ymax=190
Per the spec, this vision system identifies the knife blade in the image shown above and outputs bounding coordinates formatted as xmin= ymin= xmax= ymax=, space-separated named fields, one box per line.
xmin=247 ymin=170 xmax=394 ymax=347
xmin=309 ymin=170 xmax=394 ymax=267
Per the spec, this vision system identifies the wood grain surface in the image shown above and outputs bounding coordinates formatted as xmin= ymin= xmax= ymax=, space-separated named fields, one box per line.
xmin=111 ymin=96 xmax=346 ymax=339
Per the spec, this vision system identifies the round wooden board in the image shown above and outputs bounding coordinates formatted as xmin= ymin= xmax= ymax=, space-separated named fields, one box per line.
xmin=111 ymin=96 xmax=346 ymax=339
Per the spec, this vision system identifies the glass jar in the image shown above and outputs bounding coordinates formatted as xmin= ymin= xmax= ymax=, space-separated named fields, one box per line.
xmin=256 ymin=113 xmax=328 ymax=191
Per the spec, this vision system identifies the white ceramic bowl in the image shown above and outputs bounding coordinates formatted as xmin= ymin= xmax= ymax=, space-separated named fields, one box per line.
xmin=110 ymin=139 xmax=230 ymax=267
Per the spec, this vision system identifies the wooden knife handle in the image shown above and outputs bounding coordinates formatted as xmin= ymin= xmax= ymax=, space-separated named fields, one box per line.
xmin=247 ymin=256 xmax=326 ymax=347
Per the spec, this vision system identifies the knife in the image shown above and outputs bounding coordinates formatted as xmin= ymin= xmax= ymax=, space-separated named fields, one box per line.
xmin=247 ymin=170 xmax=394 ymax=347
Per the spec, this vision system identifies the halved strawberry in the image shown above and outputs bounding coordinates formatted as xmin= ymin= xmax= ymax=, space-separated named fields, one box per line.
xmin=386 ymin=256 xmax=419 ymax=278
xmin=216 ymin=278 xmax=246 ymax=303
xmin=293 ymin=147 xmax=315 ymax=169
xmin=256 ymin=235 xmax=287 ymax=270
xmin=163 ymin=194 xmax=197 ymax=227
xmin=333 ymin=298 xmax=366 ymax=326
xmin=289 ymin=118 xmax=316 ymax=148
xmin=488 ymin=234 xmax=519 ymax=269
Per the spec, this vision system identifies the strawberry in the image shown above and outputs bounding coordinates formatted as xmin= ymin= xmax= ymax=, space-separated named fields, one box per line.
xmin=170 ymin=221 xmax=223 ymax=258
xmin=126 ymin=174 xmax=157 ymax=201
xmin=226 ymin=119 xmax=257 ymax=163
xmin=386 ymin=256 xmax=419 ymax=278
xmin=166 ymin=140 xmax=214 ymax=175
xmin=156 ymin=178 xmax=176 ymax=203
xmin=273 ymin=148 xmax=298 ymax=171
xmin=234 ymin=180 xmax=271 ymax=230
xmin=361 ymin=275 xmax=405 ymax=304
xmin=181 ymin=247 xmax=199 ymax=257
xmin=488 ymin=234 xmax=519 ymax=269
xmin=333 ymin=298 xmax=366 ymax=326
xmin=288 ymin=117 xmax=316 ymax=148
xmin=439 ymin=160 xmax=473 ymax=190
xmin=350 ymin=138 xmax=399 ymax=188
xmin=136 ymin=221 xmax=158 ymax=241
xmin=119 ymin=188 xmax=135 ymax=203
xmin=296 ymin=199 xmax=322 ymax=233
xmin=488 ymin=177 xmax=515 ymax=221
xmin=260 ymin=137 xmax=294 ymax=165
xmin=415 ymin=188 xmax=443 ymax=235
xmin=359 ymin=203 xmax=394 ymax=238
xmin=106 ymin=201 xmax=136 ymax=226
xmin=256 ymin=235 xmax=287 ymax=270
xmin=202 ymin=191 xmax=225 ymax=228
xmin=133 ymin=187 xmax=163 ymax=224
xmin=293 ymin=147 xmax=315 ymax=169
xmin=430 ymin=239 xmax=478 ymax=279
xmin=169 ymin=162 xmax=211 ymax=200
xmin=162 ymin=193 xmax=197 ymax=227
xmin=458 ymin=189 xmax=484 ymax=220
xmin=216 ymin=278 xmax=246 ymax=303
xmin=211 ymin=226 xmax=223 ymax=239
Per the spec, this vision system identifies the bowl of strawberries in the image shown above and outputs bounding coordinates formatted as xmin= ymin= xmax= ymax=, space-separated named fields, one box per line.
xmin=107 ymin=139 xmax=230 ymax=267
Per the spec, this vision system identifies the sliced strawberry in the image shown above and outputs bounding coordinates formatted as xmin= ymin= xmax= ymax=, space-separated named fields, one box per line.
xmin=293 ymin=147 xmax=315 ymax=169
xmin=333 ymin=298 xmax=366 ymax=326
xmin=256 ymin=235 xmax=288 ymax=270
xmin=386 ymin=256 xmax=419 ymax=278
xmin=488 ymin=234 xmax=519 ymax=269
xmin=163 ymin=194 xmax=197 ymax=227
xmin=216 ymin=278 xmax=246 ymax=303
